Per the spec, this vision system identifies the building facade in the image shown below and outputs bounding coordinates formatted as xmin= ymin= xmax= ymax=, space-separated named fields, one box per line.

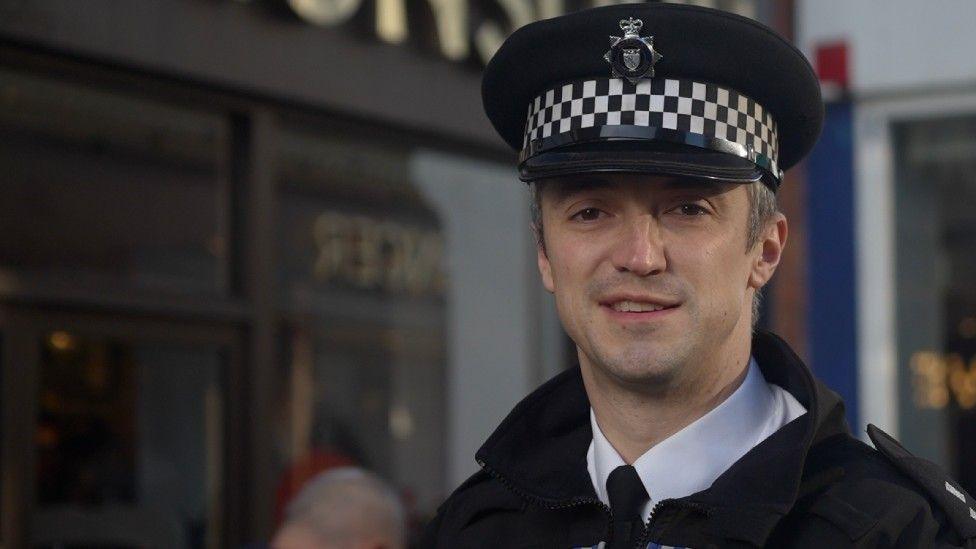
xmin=0 ymin=0 xmax=788 ymax=546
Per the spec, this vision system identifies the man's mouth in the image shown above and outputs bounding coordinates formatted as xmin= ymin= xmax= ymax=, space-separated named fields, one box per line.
xmin=599 ymin=295 xmax=681 ymax=315
xmin=609 ymin=300 xmax=672 ymax=313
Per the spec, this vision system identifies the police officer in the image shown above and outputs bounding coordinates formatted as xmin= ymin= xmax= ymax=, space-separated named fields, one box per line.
xmin=423 ymin=3 xmax=976 ymax=547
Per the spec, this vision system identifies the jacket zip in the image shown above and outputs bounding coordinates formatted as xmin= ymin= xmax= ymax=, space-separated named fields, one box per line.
xmin=635 ymin=499 xmax=712 ymax=548
xmin=480 ymin=460 xmax=710 ymax=548
xmin=477 ymin=460 xmax=615 ymax=534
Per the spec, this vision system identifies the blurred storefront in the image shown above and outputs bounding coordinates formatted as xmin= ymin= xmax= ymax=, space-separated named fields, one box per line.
xmin=0 ymin=0 xmax=789 ymax=547
xmin=799 ymin=0 xmax=976 ymax=499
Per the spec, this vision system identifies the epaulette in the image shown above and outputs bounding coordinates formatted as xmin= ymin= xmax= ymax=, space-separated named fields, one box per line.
xmin=867 ymin=423 xmax=976 ymax=540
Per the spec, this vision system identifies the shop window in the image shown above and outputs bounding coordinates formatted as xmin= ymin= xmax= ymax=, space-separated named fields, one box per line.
xmin=273 ymin=126 xmax=446 ymax=538
xmin=894 ymin=115 xmax=976 ymax=496
xmin=0 ymin=69 xmax=230 ymax=296
xmin=33 ymin=331 xmax=224 ymax=548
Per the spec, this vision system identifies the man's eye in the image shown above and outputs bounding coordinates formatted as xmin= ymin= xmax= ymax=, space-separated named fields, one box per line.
xmin=675 ymin=204 xmax=709 ymax=216
xmin=572 ymin=208 xmax=604 ymax=221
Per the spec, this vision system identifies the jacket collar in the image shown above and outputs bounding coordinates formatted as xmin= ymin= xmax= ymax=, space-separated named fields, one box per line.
xmin=475 ymin=330 xmax=851 ymax=543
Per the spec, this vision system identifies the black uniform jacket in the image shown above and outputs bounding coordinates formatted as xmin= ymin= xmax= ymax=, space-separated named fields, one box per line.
xmin=422 ymin=331 xmax=976 ymax=548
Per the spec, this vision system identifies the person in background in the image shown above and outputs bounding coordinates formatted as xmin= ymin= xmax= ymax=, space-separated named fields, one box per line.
xmin=271 ymin=467 xmax=405 ymax=549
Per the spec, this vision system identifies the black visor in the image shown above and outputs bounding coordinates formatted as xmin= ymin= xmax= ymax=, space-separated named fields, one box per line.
xmin=519 ymin=140 xmax=772 ymax=188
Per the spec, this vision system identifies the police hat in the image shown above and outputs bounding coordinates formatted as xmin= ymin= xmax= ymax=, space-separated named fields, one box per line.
xmin=482 ymin=3 xmax=823 ymax=189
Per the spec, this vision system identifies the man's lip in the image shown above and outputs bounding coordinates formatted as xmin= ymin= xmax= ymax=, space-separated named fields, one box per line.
xmin=598 ymin=294 xmax=681 ymax=308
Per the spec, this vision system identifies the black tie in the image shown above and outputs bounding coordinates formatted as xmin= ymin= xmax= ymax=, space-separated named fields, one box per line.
xmin=606 ymin=465 xmax=650 ymax=549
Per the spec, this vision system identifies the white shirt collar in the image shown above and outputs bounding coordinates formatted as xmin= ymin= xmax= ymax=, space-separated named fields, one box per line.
xmin=586 ymin=356 xmax=806 ymax=521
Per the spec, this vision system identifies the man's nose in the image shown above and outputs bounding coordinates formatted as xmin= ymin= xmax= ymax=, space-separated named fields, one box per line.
xmin=610 ymin=215 xmax=666 ymax=276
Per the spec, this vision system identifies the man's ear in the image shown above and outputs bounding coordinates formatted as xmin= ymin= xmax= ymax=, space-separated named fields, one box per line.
xmin=749 ymin=212 xmax=787 ymax=290
xmin=536 ymin=236 xmax=555 ymax=293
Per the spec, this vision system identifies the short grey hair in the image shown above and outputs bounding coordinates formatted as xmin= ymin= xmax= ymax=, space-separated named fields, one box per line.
xmin=530 ymin=179 xmax=778 ymax=326
xmin=283 ymin=467 xmax=406 ymax=547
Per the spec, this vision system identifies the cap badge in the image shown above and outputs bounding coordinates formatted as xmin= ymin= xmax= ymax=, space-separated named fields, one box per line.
xmin=604 ymin=17 xmax=663 ymax=84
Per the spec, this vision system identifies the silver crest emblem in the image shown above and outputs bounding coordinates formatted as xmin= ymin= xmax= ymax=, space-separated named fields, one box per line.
xmin=623 ymin=48 xmax=642 ymax=71
xmin=604 ymin=17 xmax=663 ymax=84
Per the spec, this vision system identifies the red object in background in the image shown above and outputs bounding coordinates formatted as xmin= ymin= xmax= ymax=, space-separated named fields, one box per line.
xmin=274 ymin=449 xmax=358 ymax=525
xmin=815 ymin=41 xmax=850 ymax=93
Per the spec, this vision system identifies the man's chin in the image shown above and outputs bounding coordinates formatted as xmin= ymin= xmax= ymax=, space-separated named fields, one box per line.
xmin=595 ymin=346 xmax=685 ymax=387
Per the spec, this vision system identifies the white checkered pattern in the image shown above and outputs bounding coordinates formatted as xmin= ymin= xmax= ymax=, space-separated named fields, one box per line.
xmin=523 ymin=77 xmax=779 ymax=168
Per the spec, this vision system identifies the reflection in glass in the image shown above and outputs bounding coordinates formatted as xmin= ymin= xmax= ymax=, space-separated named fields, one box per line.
xmin=895 ymin=114 xmax=976 ymax=495
xmin=273 ymin=126 xmax=447 ymax=541
xmin=34 ymin=332 xmax=224 ymax=548
xmin=273 ymin=324 xmax=445 ymax=537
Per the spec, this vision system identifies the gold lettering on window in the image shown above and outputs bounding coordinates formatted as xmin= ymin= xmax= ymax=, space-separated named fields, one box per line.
xmin=911 ymin=351 xmax=951 ymax=409
xmin=910 ymin=351 xmax=976 ymax=410
xmin=948 ymin=354 xmax=976 ymax=410
xmin=312 ymin=211 xmax=445 ymax=296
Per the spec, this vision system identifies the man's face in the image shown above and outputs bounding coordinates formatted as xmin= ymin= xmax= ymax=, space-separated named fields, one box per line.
xmin=536 ymin=174 xmax=782 ymax=387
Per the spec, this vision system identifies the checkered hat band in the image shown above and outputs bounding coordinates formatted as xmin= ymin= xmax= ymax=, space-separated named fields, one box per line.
xmin=520 ymin=77 xmax=781 ymax=180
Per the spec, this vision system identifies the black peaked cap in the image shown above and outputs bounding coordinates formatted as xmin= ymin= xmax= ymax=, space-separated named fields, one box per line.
xmin=482 ymin=3 xmax=823 ymax=180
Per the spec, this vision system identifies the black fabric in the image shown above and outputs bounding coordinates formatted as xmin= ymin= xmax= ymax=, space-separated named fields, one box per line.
xmin=868 ymin=424 xmax=976 ymax=540
xmin=607 ymin=465 xmax=648 ymax=522
xmin=422 ymin=331 xmax=976 ymax=548
xmin=482 ymin=3 xmax=823 ymax=178
xmin=606 ymin=465 xmax=649 ymax=548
